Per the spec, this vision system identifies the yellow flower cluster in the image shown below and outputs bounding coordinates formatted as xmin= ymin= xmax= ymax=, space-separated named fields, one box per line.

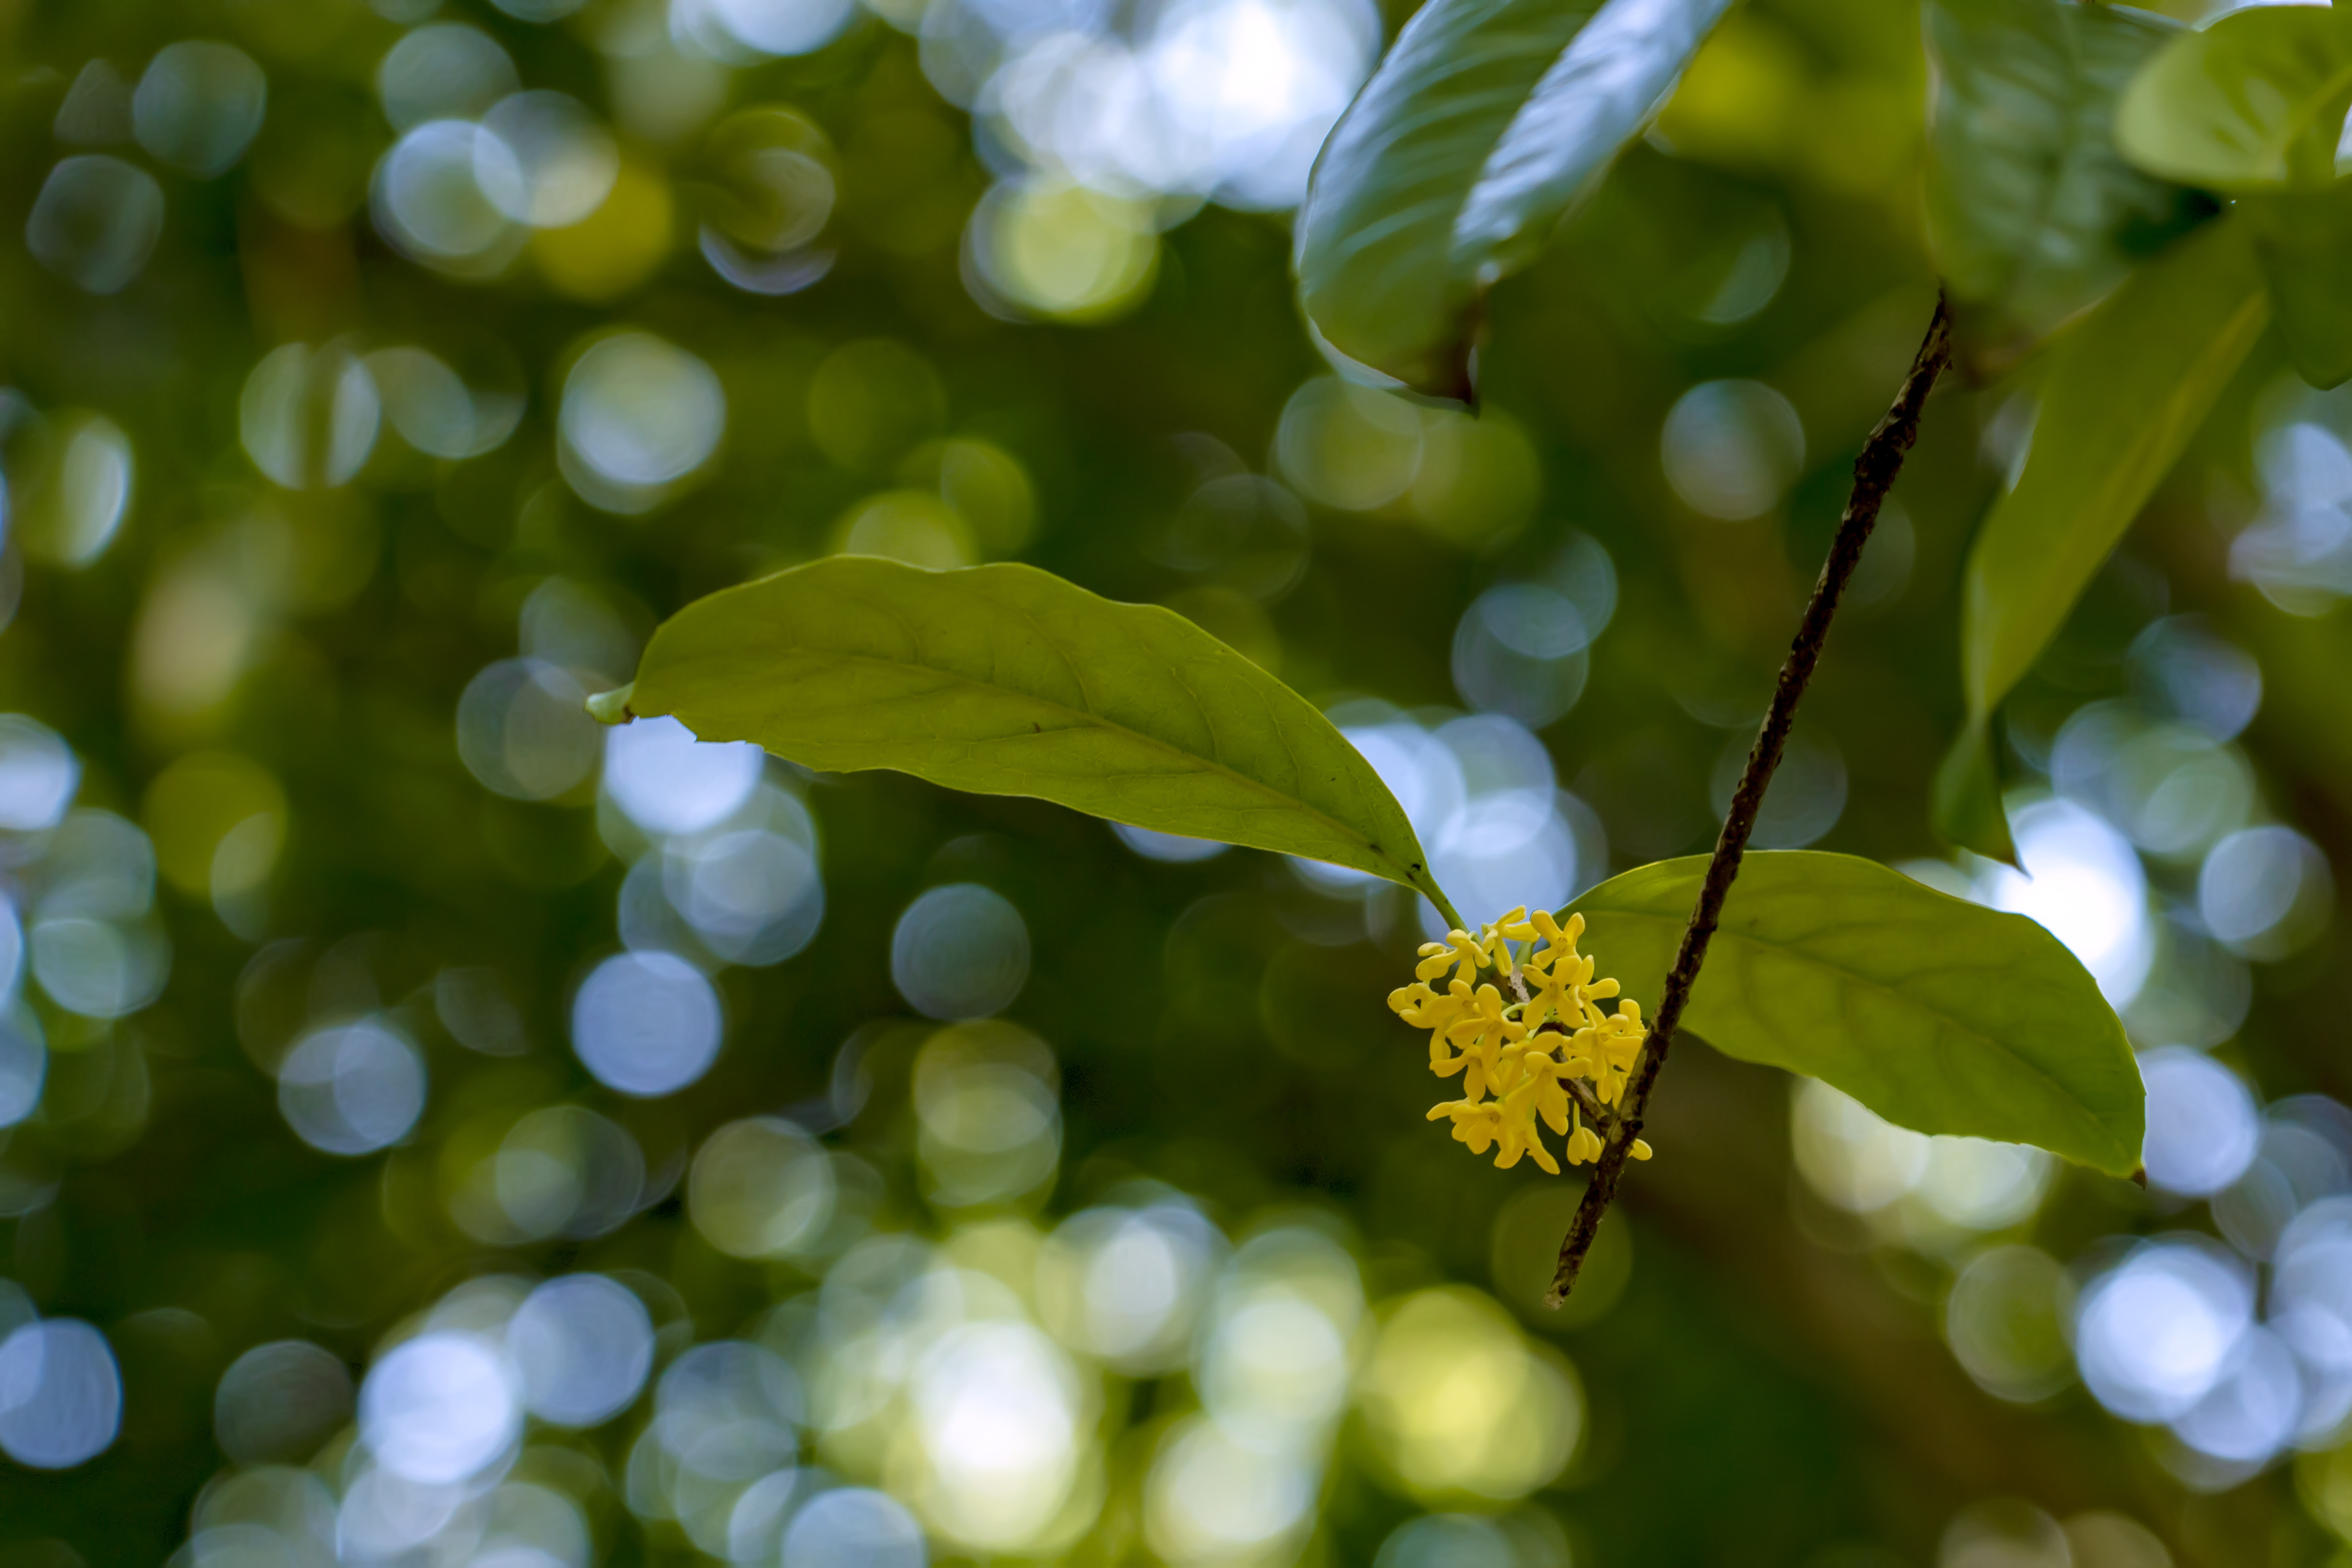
xmin=1387 ymin=907 xmax=1653 ymax=1175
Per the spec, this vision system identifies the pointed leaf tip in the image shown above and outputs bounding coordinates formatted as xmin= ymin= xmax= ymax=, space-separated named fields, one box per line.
xmin=1933 ymin=719 xmax=2020 ymax=870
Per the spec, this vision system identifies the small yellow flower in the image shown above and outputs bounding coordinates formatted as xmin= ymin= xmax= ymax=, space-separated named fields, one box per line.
xmin=1387 ymin=979 xmax=1471 ymax=1034
xmin=1575 ymin=998 xmax=1647 ymax=1106
xmin=1476 ymin=906 xmax=1529 ymax=976
xmin=1440 ymin=984 xmax=1526 ymax=1100
xmin=1520 ymin=911 xmax=1623 ymax=1043
xmin=1428 ymin=1096 xmax=1499 ymax=1152
xmin=1415 ymin=929 xmax=1489 ymax=986
xmin=1392 ymin=904 xmax=1649 ymax=1177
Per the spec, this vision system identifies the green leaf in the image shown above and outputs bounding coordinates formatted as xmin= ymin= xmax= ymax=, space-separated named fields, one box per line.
xmin=598 ymin=555 xmax=1464 ymax=926
xmin=1294 ymin=0 xmax=1733 ymax=401
xmin=1960 ymin=216 xmax=2267 ymax=730
xmin=1924 ymin=0 xmax=2215 ymax=375
xmin=2245 ymin=185 xmax=2352 ymax=389
xmin=2116 ymin=3 xmax=2352 ymax=191
xmin=1574 ymin=851 xmax=2142 ymax=1175
xmin=1930 ymin=717 xmax=2018 ymax=866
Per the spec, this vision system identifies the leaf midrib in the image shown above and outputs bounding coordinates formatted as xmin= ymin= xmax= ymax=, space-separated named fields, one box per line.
xmin=652 ymin=641 xmax=1424 ymax=887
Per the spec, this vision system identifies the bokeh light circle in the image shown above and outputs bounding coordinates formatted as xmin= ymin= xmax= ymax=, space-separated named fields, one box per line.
xmin=1451 ymin=584 xmax=1590 ymax=728
xmin=507 ymin=1273 xmax=655 ymax=1427
xmin=1355 ymin=1287 xmax=1580 ymax=1501
xmin=2141 ymin=1047 xmax=2261 ymax=1197
xmin=481 ymin=92 xmax=620 ymax=228
xmin=689 ymin=1116 xmax=836 ymax=1259
xmin=276 ymin=1020 xmax=428 ymax=1156
xmin=891 ymin=884 xmax=1030 ymax=1020
xmin=695 ymin=0 xmax=861 ymax=57
xmin=0 ymin=1320 xmax=120 ymax=1470
xmin=781 ymin=1487 xmax=927 ymax=1568
xmin=1039 ymin=1203 xmax=1223 ymax=1373
xmin=377 ymin=25 xmax=519 ymax=131
xmin=1146 ymin=1413 xmax=1315 ymax=1561
xmin=1944 ymin=1245 xmax=2075 ymax=1404
xmin=240 ymin=342 xmax=381 ymax=490
xmin=1113 ymin=822 xmax=1228 ymax=863
xmin=559 ymin=333 xmax=726 ymax=504
xmin=572 ymin=950 xmax=723 ymax=1096
xmin=1660 ymin=380 xmax=1805 ymax=520
xmin=2075 ymin=1239 xmax=2252 ymax=1424
xmin=1373 ymin=1514 xmax=1522 ymax=1568
xmin=1982 ymin=797 xmax=2152 ymax=1006
xmin=213 ymin=1340 xmax=354 ymax=1464
xmin=372 ymin=121 xmax=525 ymax=268
xmin=968 ymin=178 xmax=1159 ymax=323
xmin=2200 ymin=825 xmax=2332 ymax=958
xmin=0 ymin=716 xmax=78 ymax=830
xmin=359 ymin=1332 xmax=520 ymax=1485
xmin=604 ymin=716 xmax=765 ymax=836
xmin=456 ymin=658 xmax=600 ymax=802
xmin=133 ymin=41 xmax=267 ymax=178
xmin=30 ymin=915 xmax=168 ymax=1020
xmin=0 ymin=1008 xmax=42 ymax=1129
xmin=26 ymin=156 xmax=163 ymax=295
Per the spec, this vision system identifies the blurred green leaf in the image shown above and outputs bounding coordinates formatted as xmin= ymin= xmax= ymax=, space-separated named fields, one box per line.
xmin=1930 ymin=716 xmax=2018 ymax=865
xmin=1575 ymin=851 xmax=2143 ymax=1174
xmin=1923 ymin=0 xmax=2211 ymax=375
xmin=2116 ymin=3 xmax=2352 ymax=190
xmin=1960 ymin=217 xmax=2267 ymax=761
xmin=605 ymin=556 xmax=1462 ymax=923
xmin=2245 ymin=184 xmax=2352 ymax=389
xmin=1294 ymin=0 xmax=1732 ymax=401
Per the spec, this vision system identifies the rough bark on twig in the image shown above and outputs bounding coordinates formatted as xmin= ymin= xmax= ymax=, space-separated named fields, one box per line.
xmin=1545 ymin=298 xmax=1954 ymax=1309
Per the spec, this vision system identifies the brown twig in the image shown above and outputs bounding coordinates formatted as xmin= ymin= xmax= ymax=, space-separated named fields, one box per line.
xmin=1561 ymin=1071 xmax=1612 ymax=1128
xmin=1545 ymin=297 xmax=1954 ymax=1309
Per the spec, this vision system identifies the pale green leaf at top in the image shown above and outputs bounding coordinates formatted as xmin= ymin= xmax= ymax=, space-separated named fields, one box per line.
xmin=1573 ymin=851 xmax=2143 ymax=1175
xmin=1295 ymin=0 xmax=1733 ymax=402
xmin=599 ymin=555 xmax=1464 ymax=928
xmin=1925 ymin=0 xmax=2214 ymax=376
xmin=1961 ymin=216 xmax=2267 ymax=724
xmin=2116 ymin=3 xmax=2352 ymax=190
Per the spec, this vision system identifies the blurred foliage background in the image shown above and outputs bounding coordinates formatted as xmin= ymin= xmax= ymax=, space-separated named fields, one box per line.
xmin=0 ymin=0 xmax=2348 ymax=1564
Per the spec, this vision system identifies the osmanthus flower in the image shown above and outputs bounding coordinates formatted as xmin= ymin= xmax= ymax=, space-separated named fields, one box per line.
xmin=1415 ymin=928 xmax=1490 ymax=988
xmin=1389 ymin=906 xmax=1653 ymax=1174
